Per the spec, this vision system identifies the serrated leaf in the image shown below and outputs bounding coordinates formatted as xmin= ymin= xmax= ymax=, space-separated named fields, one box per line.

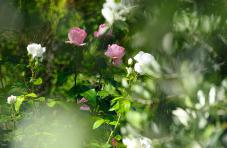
xmin=93 ymin=119 xmax=105 ymax=129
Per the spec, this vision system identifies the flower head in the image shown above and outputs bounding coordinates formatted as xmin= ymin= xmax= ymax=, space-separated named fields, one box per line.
xmin=79 ymin=104 xmax=91 ymax=111
xmin=66 ymin=27 xmax=87 ymax=46
xmin=27 ymin=43 xmax=46 ymax=59
xmin=105 ymin=44 xmax=125 ymax=66
xmin=101 ymin=0 xmax=131 ymax=25
xmin=77 ymin=98 xmax=90 ymax=111
xmin=133 ymin=51 xmax=160 ymax=75
xmin=123 ymin=136 xmax=152 ymax=148
xmin=7 ymin=95 xmax=17 ymax=104
xmin=77 ymin=97 xmax=88 ymax=104
xmin=94 ymin=24 xmax=112 ymax=38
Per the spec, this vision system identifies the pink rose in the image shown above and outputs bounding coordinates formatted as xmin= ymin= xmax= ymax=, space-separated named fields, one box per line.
xmin=66 ymin=27 xmax=87 ymax=46
xmin=77 ymin=97 xmax=90 ymax=111
xmin=80 ymin=104 xmax=91 ymax=111
xmin=77 ymin=97 xmax=88 ymax=104
xmin=94 ymin=24 xmax=112 ymax=38
xmin=105 ymin=44 xmax=125 ymax=66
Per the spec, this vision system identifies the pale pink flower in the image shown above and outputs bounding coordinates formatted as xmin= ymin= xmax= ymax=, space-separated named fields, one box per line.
xmin=80 ymin=104 xmax=91 ymax=111
xmin=94 ymin=24 xmax=112 ymax=38
xmin=105 ymin=44 xmax=125 ymax=65
xmin=66 ymin=27 xmax=87 ymax=46
xmin=77 ymin=97 xmax=88 ymax=104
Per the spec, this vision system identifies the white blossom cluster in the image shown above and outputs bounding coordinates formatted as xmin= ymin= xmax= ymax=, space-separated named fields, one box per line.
xmin=101 ymin=0 xmax=133 ymax=25
xmin=123 ymin=136 xmax=152 ymax=148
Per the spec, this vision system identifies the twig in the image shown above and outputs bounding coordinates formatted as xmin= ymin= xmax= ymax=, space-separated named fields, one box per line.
xmin=106 ymin=113 xmax=121 ymax=144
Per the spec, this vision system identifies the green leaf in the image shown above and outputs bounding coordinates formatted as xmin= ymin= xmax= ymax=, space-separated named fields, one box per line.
xmin=93 ymin=119 xmax=105 ymax=129
xmin=109 ymin=102 xmax=119 ymax=111
xmin=33 ymin=77 xmax=43 ymax=85
xmin=15 ymin=96 xmax=25 ymax=112
xmin=47 ymin=100 xmax=56 ymax=107
xmin=111 ymin=96 xmax=122 ymax=105
xmin=114 ymin=135 xmax=122 ymax=141
xmin=109 ymin=121 xmax=117 ymax=126
xmin=38 ymin=97 xmax=45 ymax=102
xmin=97 ymin=90 xmax=109 ymax=98
xmin=80 ymin=89 xmax=96 ymax=102
xmin=25 ymin=93 xmax=37 ymax=98
xmin=122 ymin=99 xmax=131 ymax=112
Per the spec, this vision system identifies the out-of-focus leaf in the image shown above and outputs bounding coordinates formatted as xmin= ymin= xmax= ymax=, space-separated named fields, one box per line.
xmin=114 ymin=135 xmax=122 ymax=141
xmin=109 ymin=102 xmax=119 ymax=111
xmin=97 ymin=90 xmax=109 ymax=98
xmin=15 ymin=96 xmax=25 ymax=112
xmin=93 ymin=118 xmax=105 ymax=129
xmin=25 ymin=93 xmax=37 ymax=98
xmin=121 ymin=99 xmax=131 ymax=112
xmin=47 ymin=100 xmax=56 ymax=108
xmin=33 ymin=77 xmax=42 ymax=85
xmin=80 ymin=89 xmax=96 ymax=102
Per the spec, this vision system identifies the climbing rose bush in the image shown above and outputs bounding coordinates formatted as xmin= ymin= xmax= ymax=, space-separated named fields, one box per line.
xmin=1 ymin=0 xmax=227 ymax=148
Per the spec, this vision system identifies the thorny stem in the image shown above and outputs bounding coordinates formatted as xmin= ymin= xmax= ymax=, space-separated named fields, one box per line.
xmin=106 ymin=113 xmax=121 ymax=144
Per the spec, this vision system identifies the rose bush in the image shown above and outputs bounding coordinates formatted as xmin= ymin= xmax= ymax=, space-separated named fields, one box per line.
xmin=0 ymin=0 xmax=227 ymax=148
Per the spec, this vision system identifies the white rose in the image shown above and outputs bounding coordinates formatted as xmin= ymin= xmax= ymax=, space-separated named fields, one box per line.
xmin=134 ymin=63 xmax=144 ymax=74
xmin=133 ymin=51 xmax=160 ymax=75
xmin=7 ymin=95 xmax=17 ymax=104
xmin=27 ymin=43 xmax=46 ymax=59
xmin=101 ymin=0 xmax=132 ymax=25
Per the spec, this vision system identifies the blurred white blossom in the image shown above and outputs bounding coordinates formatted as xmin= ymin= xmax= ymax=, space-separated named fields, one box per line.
xmin=172 ymin=108 xmax=190 ymax=126
xmin=208 ymin=86 xmax=216 ymax=105
xmin=101 ymin=0 xmax=132 ymax=25
xmin=122 ymin=78 xmax=129 ymax=88
xmin=123 ymin=136 xmax=152 ymax=148
xmin=27 ymin=43 xmax=46 ymax=59
xmin=7 ymin=95 xmax=17 ymax=104
xmin=197 ymin=90 xmax=206 ymax=108
xmin=133 ymin=51 xmax=160 ymax=75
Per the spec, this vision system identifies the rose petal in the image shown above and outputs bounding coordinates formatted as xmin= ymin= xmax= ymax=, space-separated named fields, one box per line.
xmin=80 ymin=104 xmax=90 ymax=111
